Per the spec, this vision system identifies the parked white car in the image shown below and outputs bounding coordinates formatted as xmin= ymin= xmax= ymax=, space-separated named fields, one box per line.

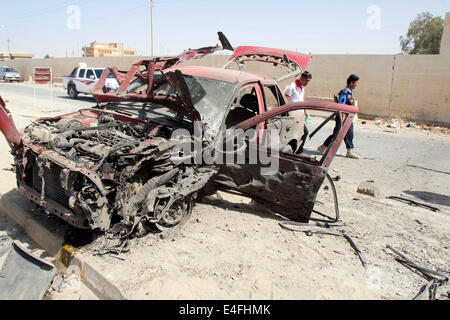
xmin=63 ymin=64 xmax=119 ymax=99
xmin=0 ymin=66 xmax=22 ymax=82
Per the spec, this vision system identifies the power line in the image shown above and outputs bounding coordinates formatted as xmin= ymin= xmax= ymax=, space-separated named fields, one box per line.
xmin=0 ymin=0 xmax=74 ymax=22
xmin=5 ymin=2 xmax=146 ymax=39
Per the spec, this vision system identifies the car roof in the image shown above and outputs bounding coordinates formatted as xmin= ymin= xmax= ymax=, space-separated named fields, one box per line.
xmin=166 ymin=65 xmax=278 ymax=85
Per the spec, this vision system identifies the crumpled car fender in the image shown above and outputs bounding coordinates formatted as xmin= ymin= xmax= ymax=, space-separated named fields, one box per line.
xmin=0 ymin=95 xmax=21 ymax=154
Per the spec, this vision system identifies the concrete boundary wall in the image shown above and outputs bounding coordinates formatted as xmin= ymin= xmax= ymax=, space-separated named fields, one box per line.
xmin=389 ymin=55 xmax=450 ymax=124
xmin=2 ymin=54 xmax=449 ymax=126
xmin=306 ymin=55 xmax=396 ymax=118
xmin=1 ymin=56 xmax=153 ymax=83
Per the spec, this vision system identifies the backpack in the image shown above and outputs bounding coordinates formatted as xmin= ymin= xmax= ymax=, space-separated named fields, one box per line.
xmin=334 ymin=89 xmax=355 ymax=106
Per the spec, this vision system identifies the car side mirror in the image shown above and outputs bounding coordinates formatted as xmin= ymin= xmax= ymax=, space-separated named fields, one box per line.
xmin=89 ymin=75 xmax=95 ymax=80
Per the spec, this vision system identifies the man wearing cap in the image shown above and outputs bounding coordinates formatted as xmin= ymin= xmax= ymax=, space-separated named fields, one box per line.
xmin=285 ymin=71 xmax=312 ymax=154
xmin=317 ymin=74 xmax=360 ymax=159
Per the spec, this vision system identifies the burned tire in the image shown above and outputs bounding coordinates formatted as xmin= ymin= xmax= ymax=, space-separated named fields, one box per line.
xmin=68 ymin=84 xmax=79 ymax=99
xmin=154 ymin=196 xmax=193 ymax=231
xmin=127 ymin=79 xmax=146 ymax=94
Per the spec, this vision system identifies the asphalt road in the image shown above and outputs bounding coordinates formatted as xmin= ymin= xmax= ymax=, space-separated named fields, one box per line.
xmin=0 ymin=81 xmax=97 ymax=114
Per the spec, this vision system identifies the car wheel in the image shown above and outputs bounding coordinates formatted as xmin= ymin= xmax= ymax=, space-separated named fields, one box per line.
xmin=154 ymin=196 xmax=193 ymax=231
xmin=68 ymin=84 xmax=78 ymax=99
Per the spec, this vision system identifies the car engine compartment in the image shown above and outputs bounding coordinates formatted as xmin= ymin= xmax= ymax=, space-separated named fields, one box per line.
xmin=15 ymin=109 xmax=216 ymax=240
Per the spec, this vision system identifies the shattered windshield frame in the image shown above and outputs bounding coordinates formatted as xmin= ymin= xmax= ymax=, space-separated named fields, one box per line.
xmin=119 ymin=73 xmax=237 ymax=135
xmin=180 ymin=75 xmax=237 ymax=135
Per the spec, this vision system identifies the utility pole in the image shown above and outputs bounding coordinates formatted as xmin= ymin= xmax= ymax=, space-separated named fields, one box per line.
xmin=150 ymin=0 xmax=154 ymax=57
xmin=7 ymin=38 xmax=11 ymax=59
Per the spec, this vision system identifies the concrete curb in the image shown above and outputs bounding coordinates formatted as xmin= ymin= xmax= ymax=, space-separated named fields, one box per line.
xmin=70 ymin=254 xmax=126 ymax=300
xmin=0 ymin=193 xmax=126 ymax=300
xmin=0 ymin=194 xmax=63 ymax=257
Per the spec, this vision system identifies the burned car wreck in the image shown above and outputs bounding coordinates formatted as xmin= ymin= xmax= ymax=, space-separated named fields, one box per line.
xmin=0 ymin=33 xmax=358 ymax=239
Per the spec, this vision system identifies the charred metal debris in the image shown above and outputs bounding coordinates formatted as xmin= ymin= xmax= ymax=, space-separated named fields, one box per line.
xmin=387 ymin=196 xmax=440 ymax=212
xmin=17 ymin=112 xmax=217 ymax=251
xmin=279 ymin=221 xmax=366 ymax=268
xmin=278 ymin=173 xmax=367 ymax=268
xmin=386 ymin=245 xmax=449 ymax=300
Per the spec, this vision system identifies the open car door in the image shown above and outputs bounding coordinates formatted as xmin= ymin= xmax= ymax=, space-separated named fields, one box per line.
xmin=211 ymin=101 xmax=357 ymax=223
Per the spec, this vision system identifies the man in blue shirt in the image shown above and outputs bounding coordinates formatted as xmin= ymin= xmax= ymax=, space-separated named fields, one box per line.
xmin=317 ymin=74 xmax=359 ymax=159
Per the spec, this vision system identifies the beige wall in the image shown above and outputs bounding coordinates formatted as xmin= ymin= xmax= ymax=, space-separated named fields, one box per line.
xmin=306 ymin=55 xmax=396 ymax=117
xmin=390 ymin=54 xmax=450 ymax=123
xmin=1 ymin=53 xmax=450 ymax=126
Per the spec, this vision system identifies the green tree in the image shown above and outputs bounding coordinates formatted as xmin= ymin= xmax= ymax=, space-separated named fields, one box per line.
xmin=44 ymin=54 xmax=52 ymax=59
xmin=400 ymin=12 xmax=444 ymax=54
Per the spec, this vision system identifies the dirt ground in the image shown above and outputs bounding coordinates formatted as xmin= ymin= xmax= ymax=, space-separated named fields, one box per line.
xmin=0 ymin=82 xmax=449 ymax=300
xmin=83 ymin=177 xmax=449 ymax=300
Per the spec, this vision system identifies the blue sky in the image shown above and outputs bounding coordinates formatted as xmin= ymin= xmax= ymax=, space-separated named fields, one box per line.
xmin=0 ymin=0 xmax=449 ymax=58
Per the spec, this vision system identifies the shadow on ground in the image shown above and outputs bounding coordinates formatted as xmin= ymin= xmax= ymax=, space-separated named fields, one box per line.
xmin=200 ymin=195 xmax=286 ymax=223
xmin=403 ymin=190 xmax=450 ymax=208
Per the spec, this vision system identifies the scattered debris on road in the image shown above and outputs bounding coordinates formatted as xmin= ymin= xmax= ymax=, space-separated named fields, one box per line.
xmin=279 ymin=221 xmax=366 ymax=267
xmin=50 ymin=274 xmax=65 ymax=293
xmin=406 ymin=164 xmax=450 ymax=176
xmin=357 ymin=180 xmax=380 ymax=198
xmin=0 ymin=241 xmax=56 ymax=300
xmin=386 ymin=245 xmax=449 ymax=300
xmin=387 ymin=196 xmax=440 ymax=212
xmin=386 ymin=119 xmax=400 ymax=129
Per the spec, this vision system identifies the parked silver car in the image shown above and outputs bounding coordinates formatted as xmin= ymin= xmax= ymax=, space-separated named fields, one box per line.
xmin=0 ymin=66 xmax=22 ymax=82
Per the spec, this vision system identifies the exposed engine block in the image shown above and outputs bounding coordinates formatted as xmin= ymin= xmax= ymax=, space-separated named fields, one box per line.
xmin=16 ymin=111 xmax=216 ymax=236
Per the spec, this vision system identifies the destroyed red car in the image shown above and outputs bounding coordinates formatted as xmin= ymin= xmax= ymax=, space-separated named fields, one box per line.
xmin=0 ymin=34 xmax=357 ymax=236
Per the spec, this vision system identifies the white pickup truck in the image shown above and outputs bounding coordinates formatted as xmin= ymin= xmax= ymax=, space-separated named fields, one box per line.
xmin=63 ymin=63 xmax=119 ymax=99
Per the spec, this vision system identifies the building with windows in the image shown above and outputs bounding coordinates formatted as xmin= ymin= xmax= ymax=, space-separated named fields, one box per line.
xmin=82 ymin=42 xmax=137 ymax=57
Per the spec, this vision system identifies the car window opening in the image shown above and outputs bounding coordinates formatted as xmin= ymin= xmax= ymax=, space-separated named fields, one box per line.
xmin=261 ymin=109 xmax=345 ymax=166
